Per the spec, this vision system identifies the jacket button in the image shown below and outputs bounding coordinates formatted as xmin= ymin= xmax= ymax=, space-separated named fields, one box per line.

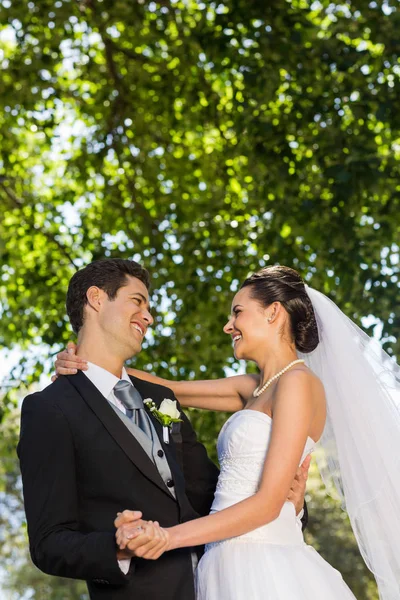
xmin=157 ymin=450 xmax=164 ymax=458
xmin=166 ymin=479 xmax=174 ymax=488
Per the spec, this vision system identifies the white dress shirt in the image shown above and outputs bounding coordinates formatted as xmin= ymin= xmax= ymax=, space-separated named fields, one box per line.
xmin=84 ymin=361 xmax=132 ymax=414
xmin=83 ymin=362 xmax=133 ymax=574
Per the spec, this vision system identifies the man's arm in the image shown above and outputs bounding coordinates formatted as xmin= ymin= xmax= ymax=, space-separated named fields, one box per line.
xmin=18 ymin=391 xmax=131 ymax=584
xmin=177 ymin=404 xmax=219 ymax=517
xmin=301 ymin=501 xmax=308 ymax=530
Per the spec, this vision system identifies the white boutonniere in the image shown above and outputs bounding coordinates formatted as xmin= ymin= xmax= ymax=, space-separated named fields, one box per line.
xmin=143 ymin=398 xmax=182 ymax=444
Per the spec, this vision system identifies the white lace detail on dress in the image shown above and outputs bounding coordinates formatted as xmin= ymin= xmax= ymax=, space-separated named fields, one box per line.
xmin=216 ymin=452 xmax=264 ymax=495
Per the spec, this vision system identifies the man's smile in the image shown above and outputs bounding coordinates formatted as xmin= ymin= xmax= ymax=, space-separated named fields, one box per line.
xmin=130 ymin=321 xmax=146 ymax=337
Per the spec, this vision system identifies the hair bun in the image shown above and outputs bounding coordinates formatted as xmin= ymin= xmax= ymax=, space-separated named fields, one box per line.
xmin=294 ymin=299 xmax=319 ymax=353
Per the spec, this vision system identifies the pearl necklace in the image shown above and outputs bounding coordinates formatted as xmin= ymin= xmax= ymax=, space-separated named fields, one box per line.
xmin=252 ymin=359 xmax=306 ymax=398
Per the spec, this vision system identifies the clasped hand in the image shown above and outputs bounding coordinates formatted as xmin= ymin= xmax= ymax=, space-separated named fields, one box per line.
xmin=115 ymin=511 xmax=170 ymax=561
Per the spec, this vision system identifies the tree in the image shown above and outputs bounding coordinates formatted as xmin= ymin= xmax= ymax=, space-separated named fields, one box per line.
xmin=2 ymin=0 xmax=399 ymax=596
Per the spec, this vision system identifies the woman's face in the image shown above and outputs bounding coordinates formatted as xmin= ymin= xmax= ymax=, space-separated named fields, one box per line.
xmin=223 ymin=286 xmax=271 ymax=361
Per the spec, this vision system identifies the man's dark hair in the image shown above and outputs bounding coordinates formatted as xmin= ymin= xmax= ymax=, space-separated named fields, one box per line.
xmin=66 ymin=259 xmax=150 ymax=334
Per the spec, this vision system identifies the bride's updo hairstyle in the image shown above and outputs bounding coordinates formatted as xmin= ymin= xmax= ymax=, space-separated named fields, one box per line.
xmin=241 ymin=265 xmax=319 ymax=353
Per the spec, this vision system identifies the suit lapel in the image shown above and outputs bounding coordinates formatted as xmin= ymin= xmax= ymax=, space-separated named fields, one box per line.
xmin=129 ymin=376 xmax=187 ymax=511
xmin=66 ymin=372 xmax=175 ymax=500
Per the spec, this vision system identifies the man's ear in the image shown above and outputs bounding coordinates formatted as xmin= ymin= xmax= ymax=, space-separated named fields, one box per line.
xmin=86 ymin=286 xmax=105 ymax=313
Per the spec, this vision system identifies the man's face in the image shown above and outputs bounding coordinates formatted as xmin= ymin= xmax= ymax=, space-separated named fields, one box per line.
xmin=97 ymin=275 xmax=153 ymax=359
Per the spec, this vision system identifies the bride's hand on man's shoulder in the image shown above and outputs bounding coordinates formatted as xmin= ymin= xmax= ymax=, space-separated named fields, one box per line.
xmin=51 ymin=341 xmax=88 ymax=381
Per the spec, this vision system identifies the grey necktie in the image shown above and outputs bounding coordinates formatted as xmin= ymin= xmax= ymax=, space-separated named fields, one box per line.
xmin=114 ymin=380 xmax=153 ymax=440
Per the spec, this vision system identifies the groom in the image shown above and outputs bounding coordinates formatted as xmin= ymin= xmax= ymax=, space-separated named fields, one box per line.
xmin=18 ymin=258 xmax=308 ymax=600
xmin=18 ymin=259 xmax=220 ymax=600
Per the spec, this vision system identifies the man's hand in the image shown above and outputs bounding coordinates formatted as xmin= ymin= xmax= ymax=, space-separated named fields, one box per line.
xmin=115 ymin=510 xmax=170 ymax=560
xmin=115 ymin=509 xmax=142 ymax=529
xmin=287 ymin=455 xmax=311 ymax=515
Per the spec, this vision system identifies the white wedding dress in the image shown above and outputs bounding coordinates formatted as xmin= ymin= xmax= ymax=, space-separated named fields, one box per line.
xmin=195 ymin=410 xmax=357 ymax=599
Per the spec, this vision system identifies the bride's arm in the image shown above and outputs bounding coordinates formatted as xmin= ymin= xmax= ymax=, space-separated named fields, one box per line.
xmin=118 ymin=370 xmax=315 ymax=551
xmin=127 ymin=367 xmax=258 ymax=412
xmin=54 ymin=343 xmax=258 ymax=412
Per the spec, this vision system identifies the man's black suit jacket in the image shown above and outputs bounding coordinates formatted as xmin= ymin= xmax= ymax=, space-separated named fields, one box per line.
xmin=18 ymin=372 xmax=219 ymax=600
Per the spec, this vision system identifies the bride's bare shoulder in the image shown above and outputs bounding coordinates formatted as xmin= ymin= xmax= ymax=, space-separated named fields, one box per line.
xmin=275 ymin=366 xmax=325 ymax=407
xmin=288 ymin=364 xmax=323 ymax=387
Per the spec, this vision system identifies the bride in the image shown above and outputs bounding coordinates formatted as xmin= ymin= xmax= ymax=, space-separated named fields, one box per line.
xmin=56 ymin=265 xmax=400 ymax=599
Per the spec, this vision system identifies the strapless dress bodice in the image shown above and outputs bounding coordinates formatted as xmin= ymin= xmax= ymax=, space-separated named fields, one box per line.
xmin=208 ymin=410 xmax=315 ymax=545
